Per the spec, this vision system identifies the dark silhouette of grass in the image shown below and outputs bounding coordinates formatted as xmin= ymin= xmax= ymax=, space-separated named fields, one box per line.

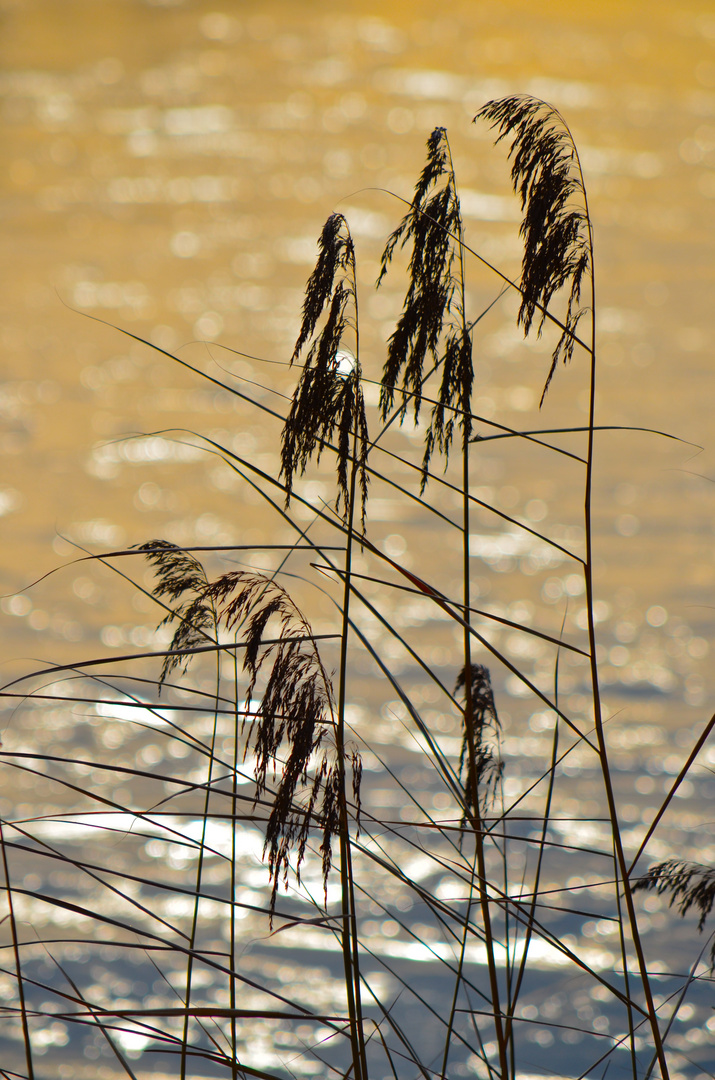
xmin=0 ymin=96 xmax=712 ymax=1080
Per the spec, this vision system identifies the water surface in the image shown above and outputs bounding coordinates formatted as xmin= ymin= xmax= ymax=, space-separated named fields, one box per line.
xmin=2 ymin=1 xmax=715 ymax=1076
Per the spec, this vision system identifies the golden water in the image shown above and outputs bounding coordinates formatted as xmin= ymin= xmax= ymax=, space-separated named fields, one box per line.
xmin=1 ymin=0 xmax=714 ymax=665
xmin=2 ymin=0 xmax=715 ymax=1074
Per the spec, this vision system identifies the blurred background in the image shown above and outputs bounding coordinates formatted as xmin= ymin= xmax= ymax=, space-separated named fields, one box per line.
xmin=1 ymin=0 xmax=714 ymax=675
xmin=2 ymin=0 xmax=715 ymax=1074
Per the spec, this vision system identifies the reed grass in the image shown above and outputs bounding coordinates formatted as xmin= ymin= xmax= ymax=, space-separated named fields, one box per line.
xmin=0 ymin=95 xmax=712 ymax=1079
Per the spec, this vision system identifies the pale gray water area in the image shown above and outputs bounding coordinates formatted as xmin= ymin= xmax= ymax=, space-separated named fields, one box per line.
xmin=2 ymin=0 xmax=715 ymax=1076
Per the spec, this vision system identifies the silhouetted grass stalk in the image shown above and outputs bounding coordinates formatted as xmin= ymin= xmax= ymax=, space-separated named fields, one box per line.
xmin=335 ymin=270 xmax=369 ymax=1080
xmin=579 ymin=130 xmax=668 ymax=1078
xmin=179 ymin=573 xmax=219 ymax=1080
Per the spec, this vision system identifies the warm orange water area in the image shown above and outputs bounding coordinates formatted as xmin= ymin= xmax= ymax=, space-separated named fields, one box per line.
xmin=1 ymin=0 xmax=715 ymax=1074
xmin=0 ymin=0 xmax=713 ymax=659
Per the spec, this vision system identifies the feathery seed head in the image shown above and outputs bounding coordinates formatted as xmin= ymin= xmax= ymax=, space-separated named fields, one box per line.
xmin=634 ymin=859 xmax=715 ymax=965
xmin=378 ymin=127 xmax=474 ymax=491
xmin=476 ymin=96 xmax=592 ymax=404
xmin=282 ymin=213 xmax=369 ymax=532
xmin=141 ymin=548 xmax=360 ymax=916
xmin=456 ymin=663 xmax=503 ymax=818
xmin=138 ymin=540 xmax=214 ymax=691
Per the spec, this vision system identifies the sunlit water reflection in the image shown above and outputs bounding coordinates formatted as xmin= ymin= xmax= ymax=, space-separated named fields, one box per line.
xmin=2 ymin=0 xmax=715 ymax=1076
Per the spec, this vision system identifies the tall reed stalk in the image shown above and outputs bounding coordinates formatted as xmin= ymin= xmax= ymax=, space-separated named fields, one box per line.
xmin=0 ymin=95 xmax=712 ymax=1080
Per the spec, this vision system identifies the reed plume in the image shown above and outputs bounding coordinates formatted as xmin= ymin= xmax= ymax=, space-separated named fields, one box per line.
xmin=138 ymin=539 xmax=215 ymax=691
xmin=281 ymin=212 xmax=369 ymax=532
xmin=476 ymin=95 xmax=591 ymax=403
xmin=378 ymin=126 xmax=474 ymax=489
xmin=635 ymin=860 xmax=715 ymax=963
xmin=140 ymin=546 xmax=360 ymax=914
xmin=455 ymin=663 xmax=503 ymax=821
